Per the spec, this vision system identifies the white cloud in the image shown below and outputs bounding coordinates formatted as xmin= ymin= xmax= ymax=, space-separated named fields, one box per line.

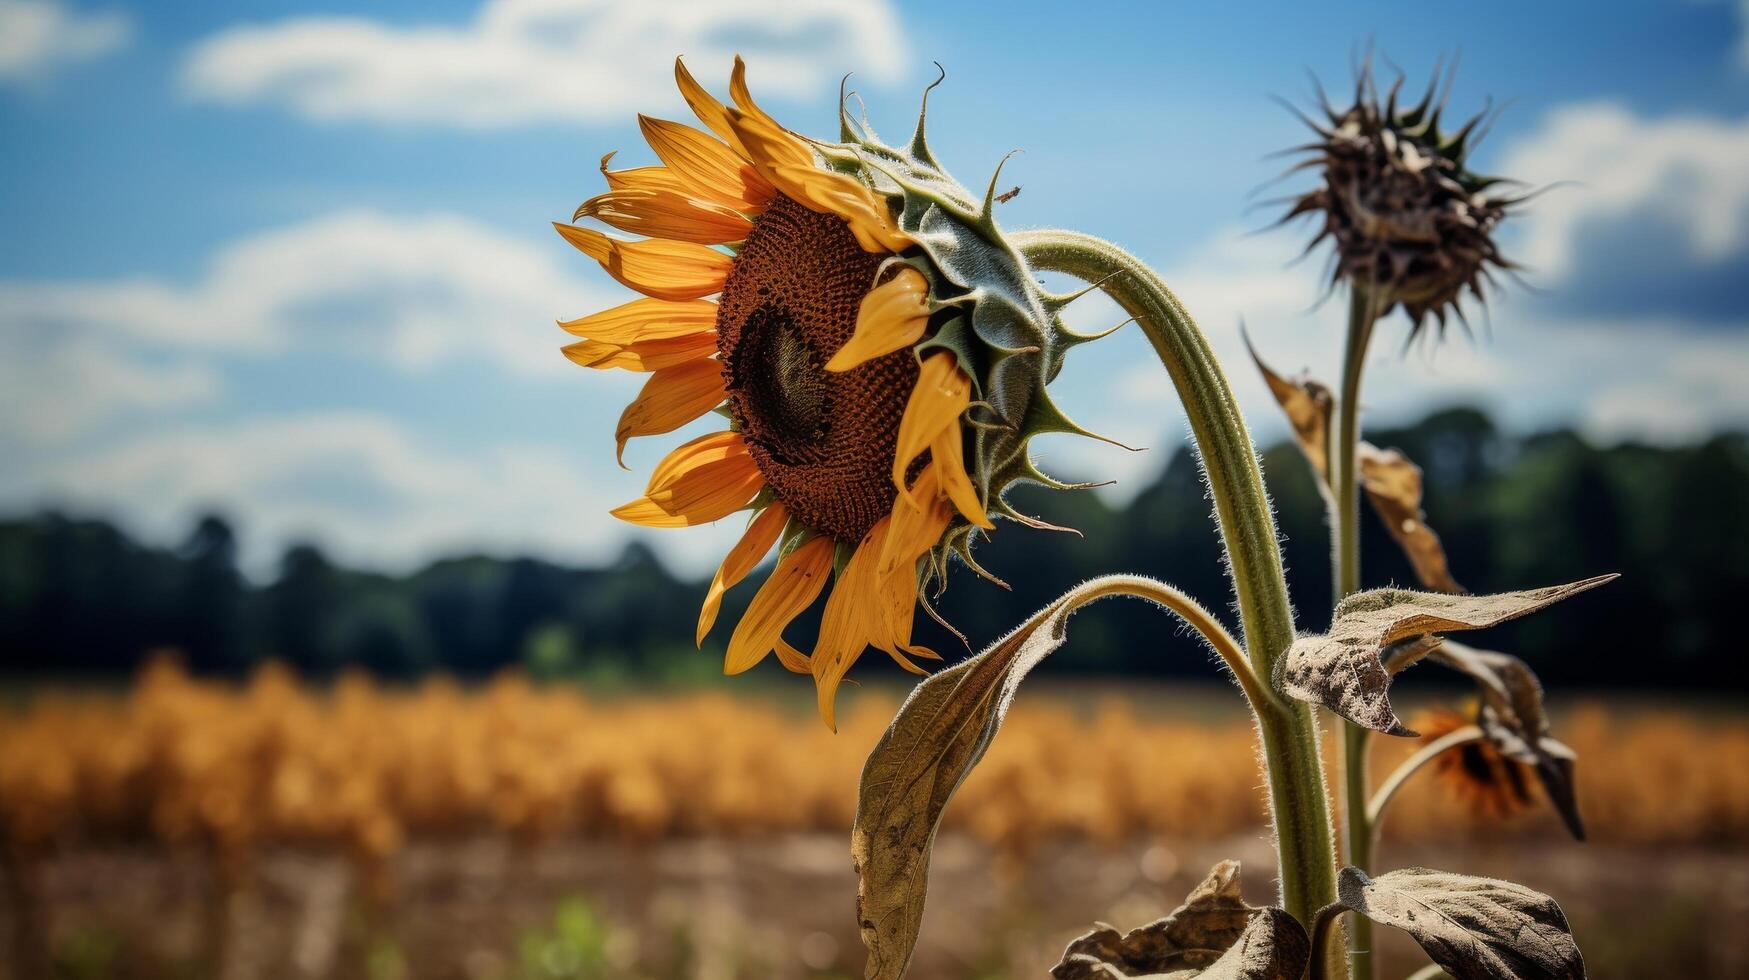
xmin=0 ymin=210 xmax=615 ymax=377
xmin=181 ymin=0 xmax=906 ymax=128
xmin=0 ymin=336 xmax=221 ymax=444
xmin=1581 ymin=340 xmax=1749 ymax=443
xmin=0 ymin=411 xmax=745 ymax=576
xmin=0 ymin=0 xmax=129 ymax=82
xmin=1498 ymin=102 xmax=1749 ymax=298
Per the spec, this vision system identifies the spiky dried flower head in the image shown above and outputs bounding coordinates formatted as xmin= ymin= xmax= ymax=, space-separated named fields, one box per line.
xmin=1413 ymin=707 xmax=1535 ymax=821
xmin=553 ymin=59 xmax=1114 ymax=727
xmin=1278 ymin=59 xmax=1526 ymax=336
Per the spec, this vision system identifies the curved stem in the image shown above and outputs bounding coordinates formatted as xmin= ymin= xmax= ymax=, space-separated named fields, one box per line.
xmin=1117 ymin=577 xmax=1263 ymax=708
xmin=1013 ymin=230 xmax=1340 ymax=949
xmin=1366 ymin=725 xmax=1485 ymax=838
xmin=1333 ymin=283 xmax=1380 ymax=980
xmin=1309 ymin=905 xmax=1350 ymax=980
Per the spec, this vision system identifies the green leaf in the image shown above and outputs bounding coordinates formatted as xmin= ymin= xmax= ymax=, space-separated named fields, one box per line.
xmin=1051 ymin=861 xmax=1310 ymax=980
xmin=1274 ymin=576 xmax=1616 ymax=736
xmin=1316 ymin=867 xmax=1585 ymax=980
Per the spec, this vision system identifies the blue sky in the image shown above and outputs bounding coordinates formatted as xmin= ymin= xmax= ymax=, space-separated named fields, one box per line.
xmin=3 ymin=0 xmax=1747 ymax=576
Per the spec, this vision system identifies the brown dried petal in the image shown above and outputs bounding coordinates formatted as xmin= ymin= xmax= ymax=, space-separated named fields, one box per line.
xmin=1358 ymin=442 xmax=1465 ymax=594
xmin=1245 ymin=341 xmax=1463 ymax=595
xmin=1433 ymin=641 xmax=1586 ymax=840
xmin=1274 ymin=577 xmax=1616 ymax=735
xmin=1245 ymin=336 xmax=1334 ymax=489
xmin=1052 ymin=861 xmax=1310 ymax=980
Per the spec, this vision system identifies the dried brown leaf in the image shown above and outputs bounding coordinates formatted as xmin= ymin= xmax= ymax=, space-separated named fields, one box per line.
xmin=1052 ymin=861 xmax=1310 ymax=980
xmin=1245 ymin=336 xmax=1334 ymax=488
xmin=1358 ymin=442 xmax=1465 ymax=594
xmin=852 ymin=578 xmax=1145 ymax=980
xmin=1274 ymin=576 xmax=1617 ymax=735
xmin=1431 ymin=641 xmax=1585 ymax=840
xmin=1246 ymin=340 xmax=1464 ymax=595
xmin=1319 ymin=867 xmax=1586 ymax=980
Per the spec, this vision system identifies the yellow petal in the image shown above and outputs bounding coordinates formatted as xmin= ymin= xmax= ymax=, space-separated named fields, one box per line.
xmin=874 ymin=553 xmax=937 ymax=668
xmin=878 ymin=463 xmax=953 ymax=580
xmin=724 ymin=536 xmax=834 ymax=675
xmin=729 ymin=55 xmax=797 ymax=132
xmin=719 ymin=106 xmax=909 ymax=255
xmin=766 ymin=162 xmax=911 ymax=254
xmin=613 ymin=434 xmax=761 ymax=527
xmin=562 ymin=331 xmax=718 ymax=372
xmin=722 ymin=106 xmax=813 ymax=174
xmin=713 ymin=56 xmax=909 ymax=255
xmin=638 ymin=115 xmax=774 ymax=212
xmin=811 ymin=522 xmax=888 ymax=730
xmin=773 ymin=640 xmax=813 ymax=674
xmin=930 ymin=425 xmax=994 ymax=529
xmin=650 ymin=430 xmax=744 ymax=488
xmin=616 ymin=359 xmax=727 ymax=466
xmin=612 ymin=453 xmax=763 ymax=528
xmin=892 ymin=352 xmax=971 ymax=501
xmin=559 ymin=297 xmax=719 ymax=344
xmin=553 ymin=223 xmax=733 ymax=301
xmin=826 ymin=266 xmax=931 ymax=372
xmin=595 ymin=152 xmax=690 ymax=195
xmin=575 ymin=187 xmax=752 ymax=245
xmin=674 ymin=57 xmax=740 ymax=149
xmin=696 ymin=502 xmax=788 ymax=645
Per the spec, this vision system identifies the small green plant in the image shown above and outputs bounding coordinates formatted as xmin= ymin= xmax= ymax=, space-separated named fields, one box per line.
xmin=513 ymin=896 xmax=617 ymax=980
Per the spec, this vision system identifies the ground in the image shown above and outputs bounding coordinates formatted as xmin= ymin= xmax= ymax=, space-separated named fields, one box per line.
xmin=5 ymin=833 xmax=1744 ymax=979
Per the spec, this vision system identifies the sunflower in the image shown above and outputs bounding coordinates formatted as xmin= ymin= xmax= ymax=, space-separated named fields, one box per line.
xmin=1277 ymin=60 xmax=1525 ymax=336
xmin=1413 ymin=708 xmax=1534 ymax=821
xmin=555 ymin=59 xmax=1105 ymax=727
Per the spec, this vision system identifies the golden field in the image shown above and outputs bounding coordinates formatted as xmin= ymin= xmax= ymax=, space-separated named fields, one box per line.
xmin=4 ymin=657 xmax=1748 ymax=860
xmin=3 ymin=658 xmax=1748 ymax=979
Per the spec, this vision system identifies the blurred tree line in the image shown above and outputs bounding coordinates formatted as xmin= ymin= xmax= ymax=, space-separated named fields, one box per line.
xmin=1 ymin=408 xmax=1743 ymax=691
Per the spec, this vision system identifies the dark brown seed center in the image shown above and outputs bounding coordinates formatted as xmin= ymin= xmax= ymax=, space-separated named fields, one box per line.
xmin=717 ymin=195 xmax=915 ymax=543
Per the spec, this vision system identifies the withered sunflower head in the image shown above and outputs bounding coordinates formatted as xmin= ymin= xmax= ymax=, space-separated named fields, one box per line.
xmin=1414 ymin=707 xmax=1536 ymax=821
xmin=552 ymin=59 xmax=1111 ymax=728
xmin=1278 ymin=59 xmax=1525 ymax=337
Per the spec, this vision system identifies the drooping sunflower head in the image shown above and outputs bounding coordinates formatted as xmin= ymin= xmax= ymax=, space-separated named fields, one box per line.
xmin=554 ymin=59 xmax=1107 ymax=727
xmin=1414 ymin=708 xmax=1535 ymax=822
xmin=1278 ymin=59 xmax=1523 ymax=336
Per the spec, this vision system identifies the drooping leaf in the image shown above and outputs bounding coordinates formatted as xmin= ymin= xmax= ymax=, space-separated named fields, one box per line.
xmin=1429 ymin=641 xmax=1585 ymax=839
xmin=1245 ymin=336 xmax=1334 ymax=488
xmin=853 ymin=576 xmax=1171 ymax=980
xmin=1052 ymin=861 xmax=1310 ymax=980
xmin=1274 ymin=577 xmax=1616 ymax=735
xmin=1358 ymin=443 xmax=1465 ymax=594
xmin=1317 ymin=867 xmax=1586 ymax=980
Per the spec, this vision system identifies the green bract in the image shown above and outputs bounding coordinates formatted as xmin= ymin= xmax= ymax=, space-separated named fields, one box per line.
xmin=814 ymin=74 xmax=1121 ymax=583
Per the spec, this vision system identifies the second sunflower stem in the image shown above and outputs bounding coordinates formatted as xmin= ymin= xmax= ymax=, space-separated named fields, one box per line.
xmin=1334 ymin=283 xmax=1380 ymax=980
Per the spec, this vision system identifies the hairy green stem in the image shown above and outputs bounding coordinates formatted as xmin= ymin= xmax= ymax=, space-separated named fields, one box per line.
xmin=1013 ymin=230 xmax=1341 ymax=951
xmin=1334 ymin=283 xmax=1380 ymax=980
